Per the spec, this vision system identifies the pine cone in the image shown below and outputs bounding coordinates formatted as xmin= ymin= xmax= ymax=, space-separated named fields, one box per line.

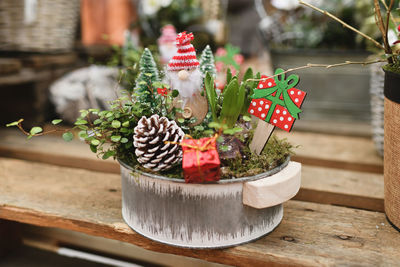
xmin=133 ymin=115 xmax=185 ymax=172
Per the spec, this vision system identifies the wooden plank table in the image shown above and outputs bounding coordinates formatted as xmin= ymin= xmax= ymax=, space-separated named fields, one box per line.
xmin=0 ymin=128 xmax=397 ymax=267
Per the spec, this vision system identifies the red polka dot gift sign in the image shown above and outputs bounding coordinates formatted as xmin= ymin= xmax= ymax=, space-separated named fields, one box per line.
xmin=249 ymin=68 xmax=307 ymax=155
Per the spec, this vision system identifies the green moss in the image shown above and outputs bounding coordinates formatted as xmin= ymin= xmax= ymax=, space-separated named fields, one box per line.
xmin=220 ymin=135 xmax=294 ymax=179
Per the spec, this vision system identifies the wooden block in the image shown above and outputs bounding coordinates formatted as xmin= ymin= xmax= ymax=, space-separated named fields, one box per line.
xmin=249 ymin=119 xmax=275 ymax=155
xmin=243 ymin=161 xmax=301 ymax=209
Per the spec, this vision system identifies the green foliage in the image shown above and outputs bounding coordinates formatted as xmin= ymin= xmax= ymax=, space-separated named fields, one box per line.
xmin=134 ymin=48 xmax=161 ymax=106
xmin=199 ymin=45 xmax=216 ymax=77
xmin=241 ymin=68 xmax=260 ymax=115
xmin=220 ymin=77 xmax=245 ymax=128
xmin=205 ymin=72 xmax=217 ymax=121
xmin=51 ymin=119 xmax=63 ymax=125
xmin=204 ymin=67 xmax=259 ymax=133
xmin=62 ymin=132 xmax=74 ymax=142
xmin=30 ymin=127 xmax=43 ymax=135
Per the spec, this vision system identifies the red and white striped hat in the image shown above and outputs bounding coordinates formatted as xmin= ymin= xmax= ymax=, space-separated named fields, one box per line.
xmin=167 ymin=31 xmax=199 ymax=71
xmin=158 ymin=25 xmax=177 ymax=45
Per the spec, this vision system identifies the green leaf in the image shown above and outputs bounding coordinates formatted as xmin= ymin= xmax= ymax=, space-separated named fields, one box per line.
xmin=62 ymin=132 xmax=74 ymax=142
xmin=76 ymin=125 xmax=89 ymax=130
xmin=120 ymin=138 xmax=129 ymax=143
xmin=203 ymin=130 xmax=214 ymax=135
xmin=243 ymin=68 xmax=253 ymax=83
xmin=208 ymin=122 xmax=221 ymax=129
xmin=216 ymin=136 xmax=224 ymax=143
xmin=93 ymin=119 xmax=102 ymax=125
xmin=172 ymin=90 xmax=179 ymax=97
xmin=91 ymin=139 xmax=100 ymax=146
xmin=153 ymin=81 xmax=163 ymax=88
xmin=27 ymin=135 xmax=33 ymax=140
xmin=111 ymin=120 xmax=121 ymax=128
xmin=99 ymin=111 xmax=108 ymax=117
xmin=204 ymin=72 xmax=217 ymax=122
xmin=219 ymin=145 xmax=230 ymax=152
xmin=223 ymin=127 xmax=243 ymax=135
xmin=51 ymin=119 xmax=62 ymax=125
xmin=30 ymin=127 xmax=43 ymax=135
xmin=194 ymin=125 xmax=204 ymax=131
xmin=102 ymin=150 xmax=115 ymax=160
xmin=226 ymin=68 xmax=232 ymax=84
xmin=122 ymin=121 xmax=130 ymax=127
xmin=90 ymin=144 xmax=97 ymax=153
xmin=220 ymin=78 xmax=239 ymax=127
xmin=111 ymin=135 xmax=121 ymax=142
xmin=78 ymin=131 xmax=88 ymax=139
xmin=88 ymin=108 xmax=99 ymax=114
xmin=243 ymin=115 xmax=251 ymax=122
xmin=75 ymin=119 xmax=88 ymax=125
xmin=80 ymin=110 xmax=89 ymax=117
xmin=177 ymin=118 xmax=185 ymax=123
xmin=6 ymin=121 xmax=20 ymax=127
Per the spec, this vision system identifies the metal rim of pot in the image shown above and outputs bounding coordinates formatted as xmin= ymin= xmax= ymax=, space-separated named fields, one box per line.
xmin=118 ymin=156 xmax=290 ymax=184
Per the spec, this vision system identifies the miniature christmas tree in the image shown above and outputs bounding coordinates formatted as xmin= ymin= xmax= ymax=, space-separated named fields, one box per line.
xmin=199 ymin=45 xmax=216 ymax=77
xmin=134 ymin=48 xmax=160 ymax=104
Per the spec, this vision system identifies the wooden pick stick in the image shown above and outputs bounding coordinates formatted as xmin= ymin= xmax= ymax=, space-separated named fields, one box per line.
xmin=250 ymin=119 xmax=275 ymax=155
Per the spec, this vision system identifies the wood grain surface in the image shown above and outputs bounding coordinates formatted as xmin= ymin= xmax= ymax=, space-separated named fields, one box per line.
xmin=0 ymin=158 xmax=399 ymax=266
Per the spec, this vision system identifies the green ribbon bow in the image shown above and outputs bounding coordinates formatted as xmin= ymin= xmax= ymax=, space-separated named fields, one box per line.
xmin=251 ymin=68 xmax=302 ymax=123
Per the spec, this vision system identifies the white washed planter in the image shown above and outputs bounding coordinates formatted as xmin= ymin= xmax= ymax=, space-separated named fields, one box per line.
xmin=120 ymin=159 xmax=301 ymax=248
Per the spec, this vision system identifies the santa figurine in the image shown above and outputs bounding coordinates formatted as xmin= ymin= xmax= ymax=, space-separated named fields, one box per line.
xmin=165 ymin=31 xmax=208 ymax=125
xmin=158 ymin=25 xmax=178 ymax=64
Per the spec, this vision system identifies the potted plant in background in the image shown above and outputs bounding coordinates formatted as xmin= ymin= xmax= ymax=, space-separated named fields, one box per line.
xmin=7 ymin=31 xmax=307 ymax=248
xmin=259 ymin=0 xmax=372 ymax=125
xmin=299 ymin=0 xmax=400 ymax=231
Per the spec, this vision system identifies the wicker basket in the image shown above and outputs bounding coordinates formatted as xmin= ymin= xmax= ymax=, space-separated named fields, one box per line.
xmin=384 ymin=69 xmax=400 ymax=231
xmin=0 ymin=0 xmax=80 ymax=52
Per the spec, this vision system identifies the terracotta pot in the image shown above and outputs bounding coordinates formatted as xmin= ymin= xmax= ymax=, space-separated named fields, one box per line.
xmin=119 ymin=158 xmax=301 ymax=248
xmin=384 ymin=69 xmax=400 ymax=231
xmin=81 ymin=0 xmax=136 ymax=46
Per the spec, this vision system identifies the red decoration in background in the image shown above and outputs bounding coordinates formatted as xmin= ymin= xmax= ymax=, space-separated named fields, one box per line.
xmin=181 ymin=137 xmax=220 ymax=183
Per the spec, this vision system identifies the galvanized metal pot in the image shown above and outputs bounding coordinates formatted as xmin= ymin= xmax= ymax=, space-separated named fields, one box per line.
xmin=120 ymin=159 xmax=301 ymax=248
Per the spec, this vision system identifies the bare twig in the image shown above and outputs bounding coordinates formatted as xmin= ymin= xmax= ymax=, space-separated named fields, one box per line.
xmin=381 ymin=0 xmax=397 ymax=26
xmin=299 ymin=1 xmax=385 ymax=50
xmin=385 ymin=0 xmax=395 ymax=45
xmin=245 ymin=59 xmax=386 ymax=82
xmin=374 ymin=0 xmax=391 ymax=53
xmin=14 ymin=119 xmax=69 ymax=137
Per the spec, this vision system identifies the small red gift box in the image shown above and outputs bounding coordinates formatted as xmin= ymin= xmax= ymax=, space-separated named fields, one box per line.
xmin=181 ymin=137 xmax=220 ymax=183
